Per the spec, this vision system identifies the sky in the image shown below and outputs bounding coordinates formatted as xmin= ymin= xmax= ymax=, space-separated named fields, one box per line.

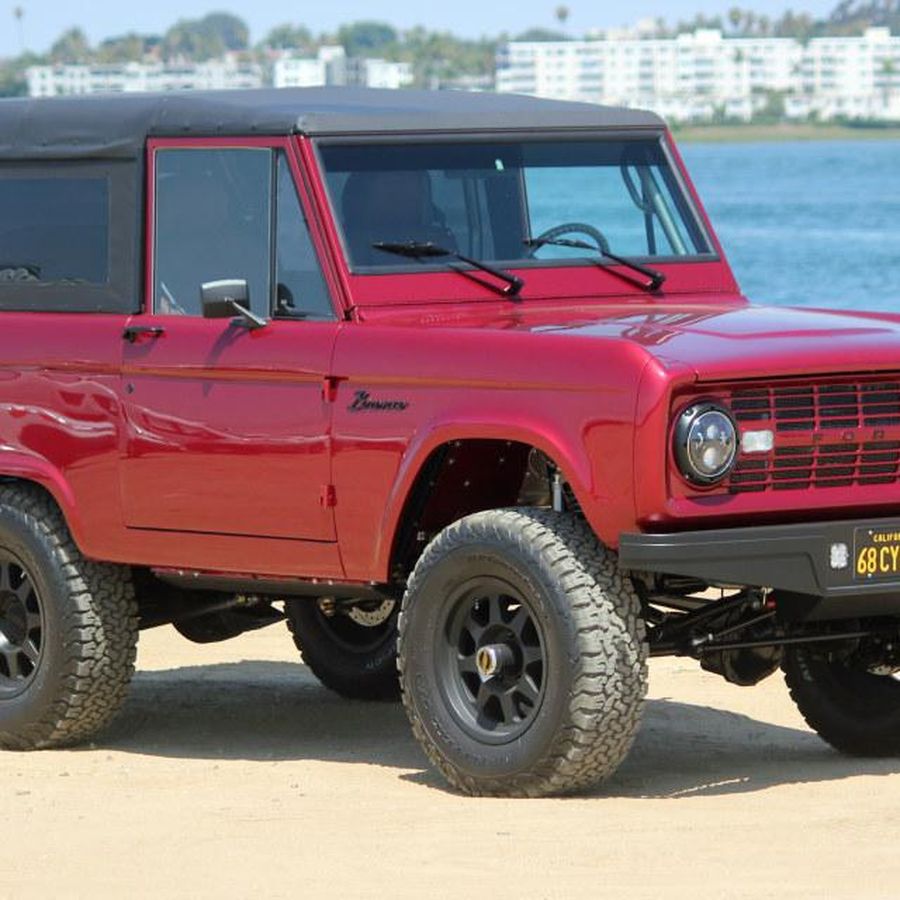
xmin=6 ymin=0 xmax=842 ymax=58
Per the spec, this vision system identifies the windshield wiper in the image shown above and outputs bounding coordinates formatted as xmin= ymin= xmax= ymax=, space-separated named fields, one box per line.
xmin=524 ymin=237 xmax=666 ymax=293
xmin=373 ymin=240 xmax=524 ymax=298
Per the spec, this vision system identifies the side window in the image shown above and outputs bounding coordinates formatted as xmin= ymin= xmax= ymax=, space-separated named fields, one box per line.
xmin=274 ymin=153 xmax=335 ymax=319
xmin=0 ymin=176 xmax=108 ymax=284
xmin=0 ymin=160 xmax=138 ymax=313
xmin=154 ymin=148 xmax=272 ymax=316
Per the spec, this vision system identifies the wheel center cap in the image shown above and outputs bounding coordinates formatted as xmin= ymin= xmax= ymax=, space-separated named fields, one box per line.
xmin=476 ymin=643 xmax=514 ymax=682
xmin=0 ymin=592 xmax=27 ymax=646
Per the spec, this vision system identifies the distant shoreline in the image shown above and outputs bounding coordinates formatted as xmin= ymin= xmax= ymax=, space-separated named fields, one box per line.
xmin=673 ymin=123 xmax=900 ymax=143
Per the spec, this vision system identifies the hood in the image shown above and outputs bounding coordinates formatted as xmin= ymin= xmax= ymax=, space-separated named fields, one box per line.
xmin=430 ymin=299 xmax=900 ymax=383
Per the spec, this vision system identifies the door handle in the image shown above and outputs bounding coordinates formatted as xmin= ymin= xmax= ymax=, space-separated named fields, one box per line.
xmin=123 ymin=325 xmax=165 ymax=343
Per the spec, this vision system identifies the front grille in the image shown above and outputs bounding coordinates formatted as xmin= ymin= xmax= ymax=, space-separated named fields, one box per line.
xmin=699 ymin=378 xmax=900 ymax=494
xmin=730 ymin=381 xmax=900 ymax=433
xmin=728 ymin=441 xmax=900 ymax=492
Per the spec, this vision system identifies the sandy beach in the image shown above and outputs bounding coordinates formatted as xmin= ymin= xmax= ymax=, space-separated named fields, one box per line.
xmin=3 ymin=621 xmax=899 ymax=899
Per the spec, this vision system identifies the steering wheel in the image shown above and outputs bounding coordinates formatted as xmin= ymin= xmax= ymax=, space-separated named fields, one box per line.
xmin=527 ymin=222 xmax=610 ymax=257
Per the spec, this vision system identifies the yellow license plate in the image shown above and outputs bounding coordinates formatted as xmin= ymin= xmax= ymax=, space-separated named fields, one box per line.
xmin=854 ymin=527 xmax=900 ymax=580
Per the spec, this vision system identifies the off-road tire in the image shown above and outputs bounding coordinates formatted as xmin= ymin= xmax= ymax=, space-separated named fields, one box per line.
xmin=0 ymin=484 xmax=138 ymax=750
xmin=285 ymin=599 xmax=400 ymax=701
xmin=398 ymin=508 xmax=647 ymax=797
xmin=783 ymin=646 xmax=900 ymax=756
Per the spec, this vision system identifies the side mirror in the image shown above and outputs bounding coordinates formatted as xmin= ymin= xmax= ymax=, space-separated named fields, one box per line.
xmin=200 ymin=279 xmax=266 ymax=329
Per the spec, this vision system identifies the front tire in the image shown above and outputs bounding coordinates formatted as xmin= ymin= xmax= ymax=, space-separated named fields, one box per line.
xmin=0 ymin=485 xmax=138 ymax=750
xmin=783 ymin=644 xmax=900 ymax=756
xmin=398 ymin=508 xmax=647 ymax=797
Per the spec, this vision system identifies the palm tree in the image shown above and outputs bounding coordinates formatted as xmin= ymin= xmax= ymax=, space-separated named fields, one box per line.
xmin=555 ymin=5 xmax=570 ymax=27
xmin=13 ymin=6 xmax=24 ymax=54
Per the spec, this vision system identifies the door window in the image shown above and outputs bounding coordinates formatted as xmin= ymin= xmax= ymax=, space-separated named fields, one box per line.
xmin=154 ymin=148 xmax=272 ymax=316
xmin=153 ymin=146 xmax=336 ymax=319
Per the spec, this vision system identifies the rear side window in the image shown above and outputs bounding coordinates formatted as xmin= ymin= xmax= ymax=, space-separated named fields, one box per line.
xmin=0 ymin=178 xmax=108 ymax=284
xmin=0 ymin=161 xmax=138 ymax=313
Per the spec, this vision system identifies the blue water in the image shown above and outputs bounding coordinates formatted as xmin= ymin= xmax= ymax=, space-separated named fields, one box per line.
xmin=681 ymin=140 xmax=900 ymax=311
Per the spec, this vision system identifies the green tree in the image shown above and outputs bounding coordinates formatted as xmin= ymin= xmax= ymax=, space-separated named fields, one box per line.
xmin=49 ymin=28 xmax=91 ymax=64
xmin=163 ymin=12 xmax=249 ymax=61
xmin=675 ymin=13 xmax=725 ymax=34
xmin=821 ymin=0 xmax=900 ymax=35
xmin=259 ymin=23 xmax=314 ymax=52
xmin=0 ymin=53 xmax=35 ymax=96
xmin=773 ymin=11 xmax=816 ymax=40
xmin=513 ymin=27 xmax=570 ymax=41
xmin=96 ymin=33 xmax=155 ymax=63
xmin=393 ymin=27 xmax=497 ymax=86
xmin=336 ymin=21 xmax=398 ymax=56
xmin=202 ymin=12 xmax=249 ymax=51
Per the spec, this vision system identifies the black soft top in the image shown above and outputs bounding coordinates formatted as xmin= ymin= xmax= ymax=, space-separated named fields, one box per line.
xmin=0 ymin=86 xmax=664 ymax=160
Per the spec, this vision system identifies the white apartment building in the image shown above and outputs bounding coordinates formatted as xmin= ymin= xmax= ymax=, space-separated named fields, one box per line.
xmin=27 ymin=45 xmax=414 ymax=98
xmin=273 ymin=46 xmax=413 ymax=90
xmin=272 ymin=46 xmax=347 ymax=88
xmin=27 ymin=57 xmax=263 ymax=97
xmin=347 ymin=57 xmax=414 ymax=90
xmin=497 ymin=26 xmax=900 ymax=121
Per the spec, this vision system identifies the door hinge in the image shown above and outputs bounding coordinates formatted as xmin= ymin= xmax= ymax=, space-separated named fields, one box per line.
xmin=320 ymin=484 xmax=337 ymax=508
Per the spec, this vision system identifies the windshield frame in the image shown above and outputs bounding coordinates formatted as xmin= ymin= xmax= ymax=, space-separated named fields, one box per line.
xmin=312 ymin=129 xmax=720 ymax=277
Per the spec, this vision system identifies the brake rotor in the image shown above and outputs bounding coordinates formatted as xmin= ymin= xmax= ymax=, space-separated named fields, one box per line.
xmin=319 ymin=597 xmax=397 ymax=628
xmin=344 ymin=599 xmax=396 ymax=628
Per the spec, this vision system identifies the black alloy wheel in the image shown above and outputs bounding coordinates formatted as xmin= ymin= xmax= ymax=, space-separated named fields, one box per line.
xmin=0 ymin=551 xmax=44 ymax=698
xmin=439 ymin=577 xmax=546 ymax=744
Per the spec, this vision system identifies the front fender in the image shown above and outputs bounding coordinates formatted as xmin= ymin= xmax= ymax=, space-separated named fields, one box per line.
xmin=330 ymin=323 xmax=653 ymax=582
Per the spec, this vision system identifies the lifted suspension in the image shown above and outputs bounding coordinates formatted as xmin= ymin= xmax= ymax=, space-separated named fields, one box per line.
xmin=642 ymin=585 xmax=900 ymax=685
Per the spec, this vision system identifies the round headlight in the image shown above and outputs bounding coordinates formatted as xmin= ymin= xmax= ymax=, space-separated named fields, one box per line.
xmin=674 ymin=403 xmax=737 ymax=484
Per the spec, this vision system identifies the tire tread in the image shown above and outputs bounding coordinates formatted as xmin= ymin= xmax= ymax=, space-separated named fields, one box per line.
xmin=0 ymin=484 xmax=138 ymax=750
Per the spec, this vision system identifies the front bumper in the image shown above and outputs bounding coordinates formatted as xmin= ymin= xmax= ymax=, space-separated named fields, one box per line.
xmin=619 ymin=516 xmax=900 ymax=621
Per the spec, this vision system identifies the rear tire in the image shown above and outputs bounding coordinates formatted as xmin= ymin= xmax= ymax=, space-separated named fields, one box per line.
xmin=0 ymin=485 xmax=138 ymax=750
xmin=783 ymin=645 xmax=900 ymax=756
xmin=398 ymin=508 xmax=647 ymax=797
xmin=285 ymin=598 xmax=399 ymax=701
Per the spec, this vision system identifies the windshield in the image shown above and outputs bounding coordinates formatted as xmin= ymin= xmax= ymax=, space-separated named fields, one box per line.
xmin=319 ymin=137 xmax=713 ymax=271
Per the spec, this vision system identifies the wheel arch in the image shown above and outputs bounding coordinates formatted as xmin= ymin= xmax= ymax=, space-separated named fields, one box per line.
xmin=376 ymin=421 xmax=607 ymax=583
xmin=0 ymin=452 xmax=85 ymax=551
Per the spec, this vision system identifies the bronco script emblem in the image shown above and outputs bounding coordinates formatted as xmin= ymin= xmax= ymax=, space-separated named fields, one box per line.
xmin=347 ymin=390 xmax=410 ymax=412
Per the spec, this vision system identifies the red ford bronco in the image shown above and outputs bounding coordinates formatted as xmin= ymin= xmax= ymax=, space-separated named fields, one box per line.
xmin=0 ymin=87 xmax=898 ymax=796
